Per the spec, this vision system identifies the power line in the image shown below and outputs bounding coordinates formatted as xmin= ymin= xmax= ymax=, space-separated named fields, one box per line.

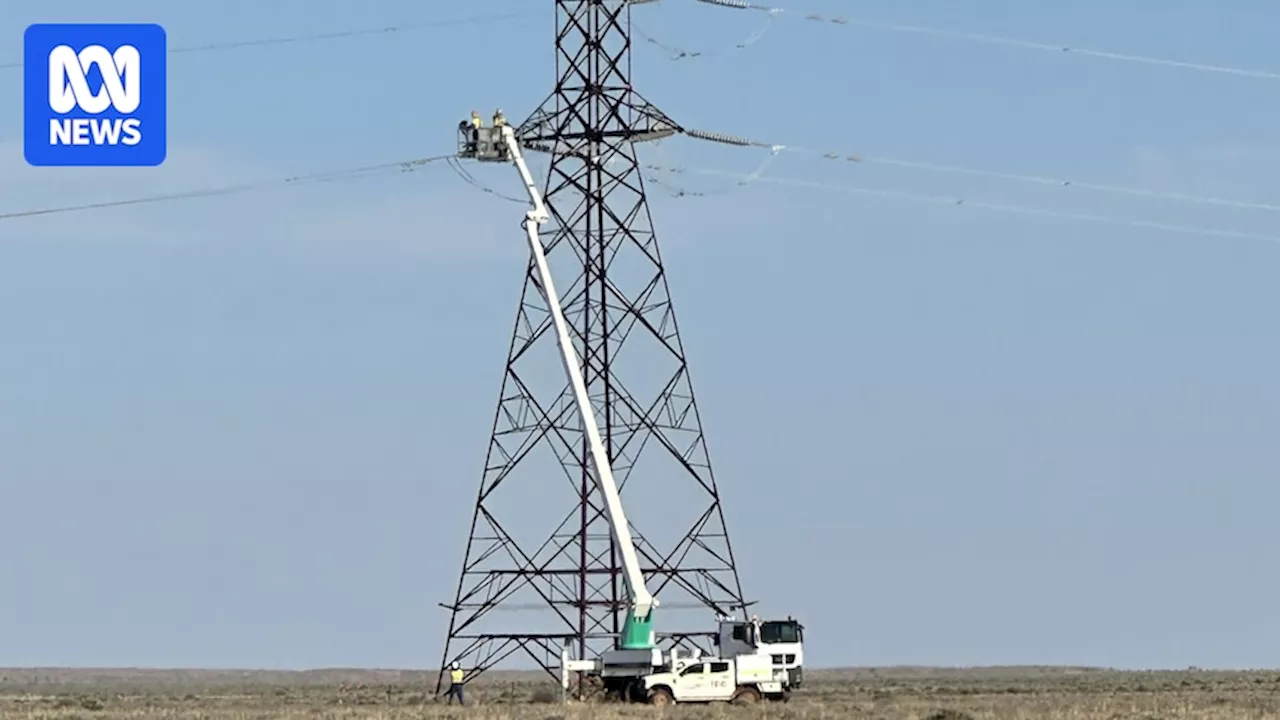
xmin=692 ymin=0 xmax=1280 ymax=80
xmin=633 ymin=10 xmax=776 ymax=60
xmin=0 ymin=154 xmax=451 ymax=221
xmin=11 ymin=141 xmax=1267 ymax=248
xmin=643 ymin=163 xmax=1280 ymax=245
xmin=0 ymin=11 xmax=533 ymax=70
xmin=445 ymin=157 xmax=525 ymax=204
xmin=678 ymin=127 xmax=1280 ymax=214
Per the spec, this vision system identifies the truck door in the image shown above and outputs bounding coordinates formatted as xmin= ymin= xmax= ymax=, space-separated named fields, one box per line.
xmin=706 ymin=661 xmax=734 ymax=698
xmin=676 ymin=662 xmax=709 ymax=699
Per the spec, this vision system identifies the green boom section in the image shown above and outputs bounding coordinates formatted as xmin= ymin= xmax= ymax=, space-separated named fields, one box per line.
xmin=620 ymin=610 xmax=655 ymax=650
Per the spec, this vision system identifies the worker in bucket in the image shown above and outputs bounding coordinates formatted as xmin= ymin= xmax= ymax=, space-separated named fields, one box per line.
xmin=459 ymin=111 xmax=482 ymax=153
xmin=493 ymin=108 xmax=506 ymax=127
xmin=445 ymin=661 xmax=465 ymax=704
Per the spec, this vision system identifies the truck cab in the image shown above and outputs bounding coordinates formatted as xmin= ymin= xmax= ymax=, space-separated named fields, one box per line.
xmin=642 ymin=652 xmax=788 ymax=705
xmin=715 ymin=615 xmax=805 ymax=687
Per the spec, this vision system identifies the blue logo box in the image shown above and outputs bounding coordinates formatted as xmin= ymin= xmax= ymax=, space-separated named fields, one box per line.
xmin=24 ymin=23 xmax=167 ymax=166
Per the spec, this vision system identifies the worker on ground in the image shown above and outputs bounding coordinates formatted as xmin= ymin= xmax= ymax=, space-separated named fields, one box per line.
xmin=445 ymin=661 xmax=465 ymax=705
xmin=493 ymin=108 xmax=506 ymax=127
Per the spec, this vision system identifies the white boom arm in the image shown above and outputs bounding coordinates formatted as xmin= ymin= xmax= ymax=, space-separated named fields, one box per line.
xmin=500 ymin=126 xmax=655 ymax=620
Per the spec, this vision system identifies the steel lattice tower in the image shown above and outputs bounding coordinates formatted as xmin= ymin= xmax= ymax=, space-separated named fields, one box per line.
xmin=437 ymin=0 xmax=747 ymax=691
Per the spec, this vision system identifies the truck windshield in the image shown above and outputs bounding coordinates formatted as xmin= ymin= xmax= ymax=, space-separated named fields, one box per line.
xmin=759 ymin=621 xmax=801 ymax=643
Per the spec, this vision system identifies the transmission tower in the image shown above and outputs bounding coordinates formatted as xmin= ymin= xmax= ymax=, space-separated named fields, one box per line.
xmin=437 ymin=0 xmax=747 ymax=690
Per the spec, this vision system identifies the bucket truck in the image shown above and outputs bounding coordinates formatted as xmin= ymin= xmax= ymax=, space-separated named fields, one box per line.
xmin=455 ymin=119 xmax=805 ymax=703
xmin=458 ymin=121 xmax=663 ymax=696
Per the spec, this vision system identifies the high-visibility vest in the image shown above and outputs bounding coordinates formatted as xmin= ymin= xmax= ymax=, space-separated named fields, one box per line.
xmin=470 ymin=117 xmax=482 ymax=128
xmin=450 ymin=668 xmax=464 ymax=683
xmin=494 ymin=116 xmax=505 ymax=126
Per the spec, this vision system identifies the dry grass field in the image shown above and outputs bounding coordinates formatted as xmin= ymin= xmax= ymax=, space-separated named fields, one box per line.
xmin=2 ymin=666 xmax=1278 ymax=719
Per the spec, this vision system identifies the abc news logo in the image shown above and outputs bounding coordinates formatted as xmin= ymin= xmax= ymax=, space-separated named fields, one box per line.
xmin=23 ymin=23 xmax=166 ymax=167
xmin=48 ymin=44 xmax=143 ymax=146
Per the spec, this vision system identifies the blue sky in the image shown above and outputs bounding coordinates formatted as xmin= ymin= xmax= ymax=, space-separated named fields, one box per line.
xmin=1 ymin=0 xmax=1278 ymax=671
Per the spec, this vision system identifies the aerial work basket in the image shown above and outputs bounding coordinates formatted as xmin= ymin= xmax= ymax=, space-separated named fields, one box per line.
xmin=456 ymin=122 xmax=509 ymax=162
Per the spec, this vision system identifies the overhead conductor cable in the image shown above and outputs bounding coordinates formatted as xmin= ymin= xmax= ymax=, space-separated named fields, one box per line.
xmin=645 ymin=163 xmax=1280 ymax=245
xmin=691 ymin=0 xmax=1279 ymax=80
xmin=678 ymin=127 xmax=1279 ymax=214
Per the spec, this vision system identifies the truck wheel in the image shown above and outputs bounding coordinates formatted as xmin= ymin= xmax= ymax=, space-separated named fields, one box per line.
xmin=731 ymin=686 xmax=761 ymax=704
xmin=648 ymin=687 xmax=674 ymax=706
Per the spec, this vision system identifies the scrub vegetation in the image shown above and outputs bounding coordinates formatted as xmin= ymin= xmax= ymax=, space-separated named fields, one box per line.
xmin=2 ymin=666 xmax=1278 ymax=719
